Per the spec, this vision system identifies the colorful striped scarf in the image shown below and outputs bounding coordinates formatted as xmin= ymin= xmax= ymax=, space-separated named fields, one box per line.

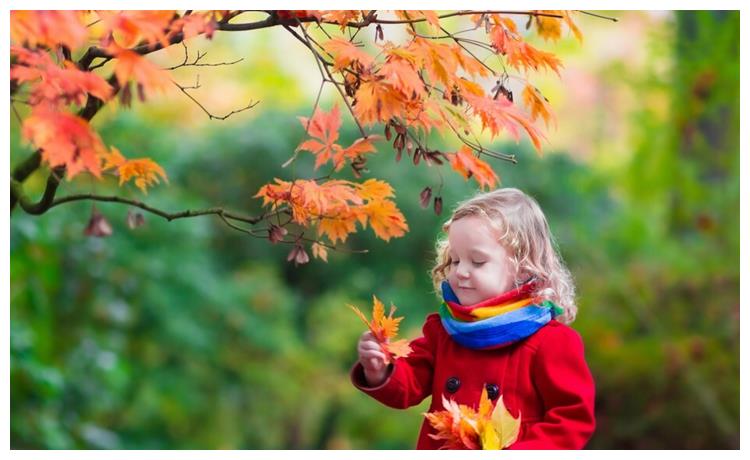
xmin=439 ymin=280 xmax=564 ymax=350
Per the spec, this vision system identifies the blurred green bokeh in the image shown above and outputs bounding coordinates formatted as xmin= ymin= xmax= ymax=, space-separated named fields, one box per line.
xmin=10 ymin=11 xmax=738 ymax=449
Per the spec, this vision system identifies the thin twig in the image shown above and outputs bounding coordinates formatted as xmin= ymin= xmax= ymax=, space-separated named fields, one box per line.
xmin=164 ymin=42 xmax=244 ymax=70
xmin=172 ymin=79 xmax=259 ymax=120
xmin=577 ymin=10 xmax=618 ymax=22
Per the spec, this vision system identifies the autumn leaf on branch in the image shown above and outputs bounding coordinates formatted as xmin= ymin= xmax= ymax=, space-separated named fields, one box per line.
xmin=349 ymin=296 xmax=412 ymax=362
xmin=296 ymin=105 xmax=381 ymax=171
xmin=449 ymin=146 xmax=499 ymax=190
xmin=522 ymin=84 xmax=556 ymax=128
xmin=102 ymin=148 xmax=168 ymax=193
xmin=424 ymin=387 xmax=521 ymax=450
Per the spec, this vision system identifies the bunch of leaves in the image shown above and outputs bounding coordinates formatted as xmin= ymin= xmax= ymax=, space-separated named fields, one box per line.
xmin=255 ymin=177 xmax=408 ymax=250
xmin=424 ymin=387 xmax=521 ymax=450
xmin=11 ymin=9 xmax=588 ymax=265
xmin=10 ymin=10 xmax=220 ymax=187
xmin=348 ymin=296 xmax=412 ymax=363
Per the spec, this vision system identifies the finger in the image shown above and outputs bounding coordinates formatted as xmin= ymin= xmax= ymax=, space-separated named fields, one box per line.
xmin=361 ymin=352 xmax=386 ymax=366
xmin=359 ymin=340 xmax=382 ymax=352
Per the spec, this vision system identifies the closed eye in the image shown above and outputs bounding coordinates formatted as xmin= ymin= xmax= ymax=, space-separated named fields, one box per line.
xmin=472 ymin=261 xmax=486 ymax=267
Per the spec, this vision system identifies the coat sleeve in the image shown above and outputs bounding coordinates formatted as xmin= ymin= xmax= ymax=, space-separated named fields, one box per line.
xmin=350 ymin=314 xmax=440 ymax=409
xmin=508 ymin=324 xmax=596 ymax=450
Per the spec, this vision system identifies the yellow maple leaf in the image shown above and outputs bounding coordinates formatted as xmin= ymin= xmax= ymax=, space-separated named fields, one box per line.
xmin=362 ymin=200 xmax=409 ymax=241
xmin=117 ymin=156 xmax=168 ymax=193
xmin=522 ymin=84 xmax=556 ymax=128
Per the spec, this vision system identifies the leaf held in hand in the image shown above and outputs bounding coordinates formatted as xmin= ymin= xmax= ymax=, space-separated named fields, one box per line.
xmin=348 ymin=296 xmax=412 ymax=362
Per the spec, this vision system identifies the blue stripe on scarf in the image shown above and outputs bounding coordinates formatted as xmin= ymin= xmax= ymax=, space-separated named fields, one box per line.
xmin=439 ymin=281 xmax=553 ymax=350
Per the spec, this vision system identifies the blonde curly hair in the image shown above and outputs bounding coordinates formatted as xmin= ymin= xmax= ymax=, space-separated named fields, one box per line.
xmin=430 ymin=187 xmax=578 ymax=324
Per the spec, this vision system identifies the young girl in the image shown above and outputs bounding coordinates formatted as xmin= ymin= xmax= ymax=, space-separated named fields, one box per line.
xmin=351 ymin=187 xmax=596 ymax=449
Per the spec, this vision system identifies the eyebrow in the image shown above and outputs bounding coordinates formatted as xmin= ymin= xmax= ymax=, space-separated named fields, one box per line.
xmin=451 ymin=249 xmax=491 ymax=258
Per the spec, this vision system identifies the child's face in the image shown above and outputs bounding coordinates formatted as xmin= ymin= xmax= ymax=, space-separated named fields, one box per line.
xmin=447 ymin=215 xmax=517 ymax=305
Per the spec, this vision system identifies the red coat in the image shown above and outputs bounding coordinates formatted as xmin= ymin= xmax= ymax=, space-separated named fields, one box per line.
xmin=351 ymin=313 xmax=596 ymax=449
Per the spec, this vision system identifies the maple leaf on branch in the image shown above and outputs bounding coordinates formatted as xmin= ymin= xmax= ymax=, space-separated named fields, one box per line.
xmin=349 ymin=296 xmax=412 ymax=362
xmin=296 ymin=105 xmax=383 ymax=171
xmin=449 ymin=146 xmax=500 ymax=190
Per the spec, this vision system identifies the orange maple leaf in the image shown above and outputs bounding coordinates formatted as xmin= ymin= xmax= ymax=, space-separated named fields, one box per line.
xmin=11 ymin=47 xmax=112 ymax=107
xmin=354 ymin=80 xmax=406 ymax=126
xmin=296 ymin=105 xmax=342 ymax=169
xmin=22 ymin=107 xmax=106 ymax=179
xmin=296 ymin=106 xmax=381 ymax=170
xmin=103 ymin=148 xmax=168 ymax=193
xmin=112 ymin=49 xmax=172 ymax=98
xmin=448 ymin=146 xmax=499 ymax=190
xmin=349 ymin=296 xmax=412 ymax=362
xmin=324 ymin=37 xmax=375 ymax=71
xmin=522 ymin=84 xmax=556 ymax=128
xmin=361 ymin=199 xmax=409 ymax=241
xmin=378 ymin=58 xmax=426 ymax=99
xmin=321 ymin=11 xmax=363 ymax=31
xmin=487 ymin=23 xmax=562 ymax=76
xmin=464 ymin=93 xmax=545 ymax=152
xmin=407 ymin=37 xmax=458 ymax=88
xmin=97 ymin=10 xmax=174 ymax=49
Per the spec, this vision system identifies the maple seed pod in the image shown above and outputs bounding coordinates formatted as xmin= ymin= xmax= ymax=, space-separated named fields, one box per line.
xmin=126 ymin=209 xmax=145 ymax=229
xmin=287 ymin=244 xmax=310 ymax=266
xmin=384 ymin=123 xmax=392 ymax=141
xmin=413 ymin=147 xmax=422 ymax=165
xmin=120 ymin=82 xmax=132 ymax=108
xmin=420 ymin=187 xmax=432 ymax=208
xmin=433 ymin=196 xmax=443 ymax=215
xmin=268 ymin=224 xmax=288 ymax=244
xmin=84 ymin=205 xmax=113 ymax=237
xmin=137 ymin=82 xmax=146 ymax=103
xmin=375 ymin=24 xmax=384 ymax=41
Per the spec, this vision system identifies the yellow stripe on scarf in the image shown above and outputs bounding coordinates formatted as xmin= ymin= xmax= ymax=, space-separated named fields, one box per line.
xmin=471 ymin=297 xmax=535 ymax=319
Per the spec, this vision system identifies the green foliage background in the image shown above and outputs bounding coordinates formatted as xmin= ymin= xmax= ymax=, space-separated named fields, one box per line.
xmin=10 ymin=11 xmax=739 ymax=449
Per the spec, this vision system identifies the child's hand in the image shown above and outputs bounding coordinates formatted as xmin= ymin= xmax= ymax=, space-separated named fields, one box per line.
xmin=358 ymin=331 xmax=390 ymax=386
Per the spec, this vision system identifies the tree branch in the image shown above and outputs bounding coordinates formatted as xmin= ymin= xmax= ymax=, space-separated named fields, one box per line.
xmin=10 ymin=178 xmax=274 ymax=226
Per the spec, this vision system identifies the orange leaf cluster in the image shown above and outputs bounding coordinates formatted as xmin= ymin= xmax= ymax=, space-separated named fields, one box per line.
xmin=448 ymin=146 xmax=499 ymax=190
xmin=9 ymin=10 xmax=221 ymax=189
xmin=488 ymin=23 xmax=562 ymax=75
xmin=11 ymin=46 xmax=113 ymax=108
xmin=10 ymin=11 xmax=89 ymax=50
xmin=425 ymin=387 xmax=521 ymax=450
xmin=349 ymin=296 xmax=412 ymax=362
xmin=296 ymin=105 xmax=380 ymax=171
xmin=532 ymin=11 xmax=584 ymax=43
xmin=255 ymin=178 xmax=408 ymax=244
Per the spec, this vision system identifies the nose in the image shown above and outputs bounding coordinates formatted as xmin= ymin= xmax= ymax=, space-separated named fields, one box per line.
xmin=456 ymin=262 xmax=470 ymax=279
